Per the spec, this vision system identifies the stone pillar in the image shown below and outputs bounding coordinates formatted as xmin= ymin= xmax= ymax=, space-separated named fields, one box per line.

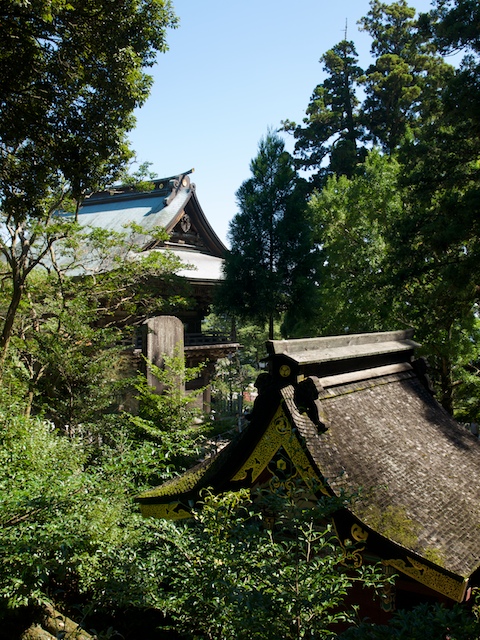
xmin=142 ymin=316 xmax=185 ymax=394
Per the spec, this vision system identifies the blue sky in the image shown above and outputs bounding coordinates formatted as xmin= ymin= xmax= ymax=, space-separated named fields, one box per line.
xmin=128 ymin=0 xmax=438 ymax=246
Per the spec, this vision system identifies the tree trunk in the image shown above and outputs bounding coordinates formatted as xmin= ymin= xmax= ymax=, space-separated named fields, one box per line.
xmin=0 ymin=278 xmax=24 ymax=379
xmin=439 ymin=354 xmax=454 ymax=415
xmin=268 ymin=313 xmax=274 ymax=340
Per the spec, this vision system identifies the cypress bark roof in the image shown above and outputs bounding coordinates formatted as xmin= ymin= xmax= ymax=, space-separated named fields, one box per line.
xmin=284 ymin=369 xmax=480 ymax=579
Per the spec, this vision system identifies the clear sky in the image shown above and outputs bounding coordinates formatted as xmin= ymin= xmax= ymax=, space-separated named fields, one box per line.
xmin=128 ymin=0 xmax=438 ymax=246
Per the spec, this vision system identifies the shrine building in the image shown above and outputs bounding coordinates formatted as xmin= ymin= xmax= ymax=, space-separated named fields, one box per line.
xmin=136 ymin=329 xmax=480 ymax=616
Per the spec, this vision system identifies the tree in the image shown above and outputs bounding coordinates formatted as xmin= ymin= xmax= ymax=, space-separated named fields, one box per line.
xmin=306 ymin=145 xmax=480 ymax=420
xmin=282 ymin=40 xmax=365 ymax=187
xmin=306 ymin=150 xmax=401 ymax=336
xmin=427 ymin=0 xmax=480 ymax=54
xmin=386 ymin=0 xmax=480 ymax=415
xmin=217 ymin=132 xmax=319 ymax=339
xmin=0 ymin=0 xmax=177 ymax=369
xmin=359 ymin=0 xmax=454 ymax=152
xmin=391 ymin=114 xmax=480 ymax=415
xmin=129 ymin=353 xmax=209 ymax=466
xmin=283 ymin=2 xmax=453 ymax=182
xmin=283 ymin=1 xmax=477 ymax=417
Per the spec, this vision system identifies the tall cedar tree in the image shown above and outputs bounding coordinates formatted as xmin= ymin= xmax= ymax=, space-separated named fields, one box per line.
xmin=282 ymin=40 xmax=365 ymax=188
xmin=217 ymin=132 xmax=317 ymax=339
xmin=359 ymin=0 xmax=453 ymax=152
xmin=0 ymin=0 xmax=177 ymax=369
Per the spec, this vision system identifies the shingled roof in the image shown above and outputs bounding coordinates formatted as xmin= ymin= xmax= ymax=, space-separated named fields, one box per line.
xmin=136 ymin=330 xmax=480 ymax=602
xmin=301 ymin=369 xmax=480 ymax=580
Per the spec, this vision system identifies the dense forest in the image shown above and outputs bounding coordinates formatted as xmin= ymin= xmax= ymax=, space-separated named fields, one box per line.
xmin=1 ymin=0 xmax=480 ymax=638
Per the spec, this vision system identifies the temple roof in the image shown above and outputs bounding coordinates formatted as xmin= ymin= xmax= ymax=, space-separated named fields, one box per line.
xmin=299 ymin=370 xmax=480 ymax=580
xmin=74 ymin=171 xmax=226 ymax=282
xmin=136 ymin=330 xmax=480 ymax=599
xmin=267 ymin=329 xmax=419 ymax=367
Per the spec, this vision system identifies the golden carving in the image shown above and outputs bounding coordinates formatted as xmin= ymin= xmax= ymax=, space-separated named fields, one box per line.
xmin=339 ymin=537 xmax=365 ymax=569
xmin=350 ymin=548 xmax=365 ymax=568
xmin=232 ymin=405 xmax=328 ymax=495
xmin=268 ymin=448 xmax=300 ymax=496
xmin=336 ymin=521 xmax=367 ymax=569
xmin=140 ymin=502 xmax=190 ymax=521
xmin=384 ymin=557 xmax=468 ymax=602
xmin=273 ymin=411 xmax=290 ymax=435
xmin=351 ymin=523 xmax=369 ymax=543
xmin=279 ymin=364 xmax=291 ymax=378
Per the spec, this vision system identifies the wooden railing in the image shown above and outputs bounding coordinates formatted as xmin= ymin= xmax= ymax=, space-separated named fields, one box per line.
xmin=184 ymin=332 xmax=236 ymax=347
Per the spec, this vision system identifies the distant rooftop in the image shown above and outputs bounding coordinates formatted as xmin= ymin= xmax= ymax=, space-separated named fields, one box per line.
xmin=72 ymin=171 xmax=226 ymax=283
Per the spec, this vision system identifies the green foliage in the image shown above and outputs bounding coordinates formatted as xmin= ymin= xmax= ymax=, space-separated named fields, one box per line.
xmin=0 ymin=385 xmax=206 ymax=621
xmin=428 ymin=0 xmax=480 ymax=55
xmin=114 ymin=160 xmax=159 ymax=192
xmin=130 ymin=352 xmax=209 ymax=467
xmin=388 ymin=7 xmax=480 ymax=414
xmin=357 ymin=0 xmax=454 ymax=153
xmin=0 ymin=407 xmax=393 ymax=638
xmin=148 ymin=490 xmax=388 ymax=640
xmin=340 ymin=601 xmax=480 ymax=639
xmin=0 ymin=0 xmax=177 ymax=202
xmin=9 ymin=271 xmax=126 ymax=429
xmin=309 ymin=144 xmax=480 ymax=417
xmin=359 ymin=1 xmax=422 ymax=151
xmin=285 ymin=1 xmax=454 ymax=183
xmin=306 ymin=149 xmax=401 ymax=336
xmin=0 ymin=411 xmax=130 ymax=612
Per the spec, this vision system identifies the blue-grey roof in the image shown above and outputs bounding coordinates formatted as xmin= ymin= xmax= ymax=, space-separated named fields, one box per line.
xmin=65 ymin=172 xmax=226 ymax=283
xmin=78 ymin=177 xmax=191 ymax=237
